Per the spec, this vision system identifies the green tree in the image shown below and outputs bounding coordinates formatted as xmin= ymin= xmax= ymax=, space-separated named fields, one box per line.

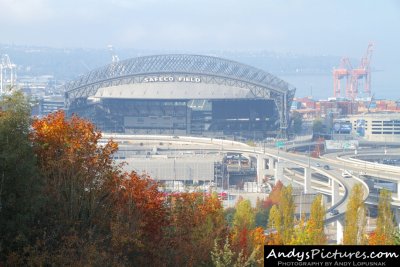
xmin=224 ymin=207 xmax=236 ymax=228
xmin=394 ymin=230 xmax=400 ymax=245
xmin=255 ymin=207 xmax=269 ymax=228
xmin=312 ymin=119 xmax=325 ymax=135
xmin=291 ymin=111 xmax=303 ymax=135
xmin=373 ymin=189 xmax=395 ymax=244
xmin=254 ymin=197 xmax=270 ymax=228
xmin=343 ymin=183 xmax=367 ymax=245
xmin=0 ymin=92 xmax=41 ymax=262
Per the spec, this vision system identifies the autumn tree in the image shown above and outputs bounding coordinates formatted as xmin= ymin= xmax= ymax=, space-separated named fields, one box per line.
xmin=280 ymin=185 xmax=295 ymax=244
xmin=231 ymin=199 xmax=254 ymax=255
xmin=31 ymin=111 xmax=118 ymax=226
xmin=266 ymin=205 xmax=283 ymax=245
xmin=369 ymin=189 xmax=395 ymax=245
xmin=233 ymin=199 xmax=255 ymax=230
xmin=108 ymin=172 xmax=167 ymax=266
xmin=343 ymin=183 xmax=367 ymax=245
xmin=164 ymin=192 xmax=227 ymax=266
xmin=0 ymin=92 xmax=41 ymax=263
xmin=265 ymin=185 xmax=295 ymax=244
xmin=28 ymin=111 xmax=178 ymax=266
xmin=290 ymin=195 xmax=326 ymax=245
xmin=264 ymin=180 xmax=283 ymax=208
xmin=290 ymin=214 xmax=308 ymax=245
xmin=28 ymin=111 xmax=121 ymax=264
xmin=306 ymin=194 xmax=326 ymax=244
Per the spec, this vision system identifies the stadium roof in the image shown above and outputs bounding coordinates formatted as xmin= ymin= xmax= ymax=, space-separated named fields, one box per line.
xmin=64 ymin=54 xmax=295 ymax=101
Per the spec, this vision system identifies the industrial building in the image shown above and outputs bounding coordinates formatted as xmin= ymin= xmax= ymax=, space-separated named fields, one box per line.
xmin=64 ymin=54 xmax=295 ymax=139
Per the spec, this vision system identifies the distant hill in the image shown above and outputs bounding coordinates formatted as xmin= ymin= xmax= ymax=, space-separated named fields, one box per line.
xmin=1 ymin=44 xmax=341 ymax=82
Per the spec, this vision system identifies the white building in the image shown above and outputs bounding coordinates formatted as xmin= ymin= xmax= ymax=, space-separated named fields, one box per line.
xmin=348 ymin=113 xmax=400 ymax=142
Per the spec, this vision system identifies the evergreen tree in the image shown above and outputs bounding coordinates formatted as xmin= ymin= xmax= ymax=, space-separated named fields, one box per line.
xmin=0 ymin=92 xmax=40 ymax=262
xmin=291 ymin=111 xmax=303 ymax=135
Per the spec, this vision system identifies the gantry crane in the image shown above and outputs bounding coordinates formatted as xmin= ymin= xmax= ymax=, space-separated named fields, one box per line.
xmin=348 ymin=43 xmax=373 ymax=99
xmin=332 ymin=43 xmax=374 ymax=100
xmin=333 ymin=57 xmax=352 ymax=98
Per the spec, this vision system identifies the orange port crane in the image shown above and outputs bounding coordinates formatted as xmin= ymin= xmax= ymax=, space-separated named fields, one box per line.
xmin=332 ymin=43 xmax=374 ymax=99
xmin=348 ymin=43 xmax=373 ymax=99
xmin=333 ymin=57 xmax=352 ymax=98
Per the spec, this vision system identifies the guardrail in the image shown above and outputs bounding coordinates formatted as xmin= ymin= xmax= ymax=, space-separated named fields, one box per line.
xmin=339 ymin=155 xmax=400 ymax=173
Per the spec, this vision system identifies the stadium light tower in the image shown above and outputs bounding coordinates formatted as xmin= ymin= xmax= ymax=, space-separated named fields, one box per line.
xmin=107 ymin=45 xmax=120 ymax=63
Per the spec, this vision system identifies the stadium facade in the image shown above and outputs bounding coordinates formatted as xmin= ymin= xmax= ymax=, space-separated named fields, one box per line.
xmin=64 ymin=54 xmax=295 ymax=139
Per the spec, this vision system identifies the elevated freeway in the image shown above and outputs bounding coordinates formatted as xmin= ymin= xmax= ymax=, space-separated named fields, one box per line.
xmin=103 ymin=134 xmax=400 ymax=243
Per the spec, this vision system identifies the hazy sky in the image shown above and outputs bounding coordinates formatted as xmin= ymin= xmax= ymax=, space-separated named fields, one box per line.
xmin=1 ymin=0 xmax=399 ymax=98
xmin=1 ymin=0 xmax=399 ymax=56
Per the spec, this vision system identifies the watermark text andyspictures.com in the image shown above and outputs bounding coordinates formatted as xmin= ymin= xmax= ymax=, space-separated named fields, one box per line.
xmin=264 ymin=246 xmax=399 ymax=267
xmin=266 ymin=248 xmax=399 ymax=261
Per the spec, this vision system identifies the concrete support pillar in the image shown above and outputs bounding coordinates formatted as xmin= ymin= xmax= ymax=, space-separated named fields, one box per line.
xmin=397 ymin=181 xmax=400 ymax=201
xmin=336 ymin=218 xmax=344 ymax=244
xmin=331 ymin=179 xmax=339 ymax=207
xmin=274 ymin=161 xmax=284 ymax=184
xmin=266 ymin=157 xmax=274 ymax=170
xmin=256 ymin=155 xmax=265 ymax=185
xmin=304 ymin=167 xmax=311 ymax=193
xmin=394 ymin=208 xmax=400 ymax=229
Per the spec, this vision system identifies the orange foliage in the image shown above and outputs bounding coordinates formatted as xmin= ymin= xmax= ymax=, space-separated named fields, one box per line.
xmin=165 ymin=192 xmax=227 ymax=266
xmin=265 ymin=232 xmax=283 ymax=245
xmin=111 ymin=172 xmax=166 ymax=238
xmin=259 ymin=181 xmax=283 ymax=210
xmin=30 ymin=111 xmax=119 ymax=225
xmin=108 ymin=172 xmax=167 ymax=265
xmin=368 ymin=231 xmax=387 ymax=245
xmin=31 ymin=111 xmax=118 ymax=174
xmin=251 ymin=227 xmax=266 ymax=262
xmin=251 ymin=227 xmax=266 ymax=247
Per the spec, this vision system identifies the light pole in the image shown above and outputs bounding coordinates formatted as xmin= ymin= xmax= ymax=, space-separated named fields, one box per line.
xmin=227 ymin=172 xmax=230 ymax=208
xmin=299 ymin=191 xmax=303 ymax=217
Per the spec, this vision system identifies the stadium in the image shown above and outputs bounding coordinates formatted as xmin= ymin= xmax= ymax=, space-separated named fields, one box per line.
xmin=64 ymin=54 xmax=295 ymax=139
